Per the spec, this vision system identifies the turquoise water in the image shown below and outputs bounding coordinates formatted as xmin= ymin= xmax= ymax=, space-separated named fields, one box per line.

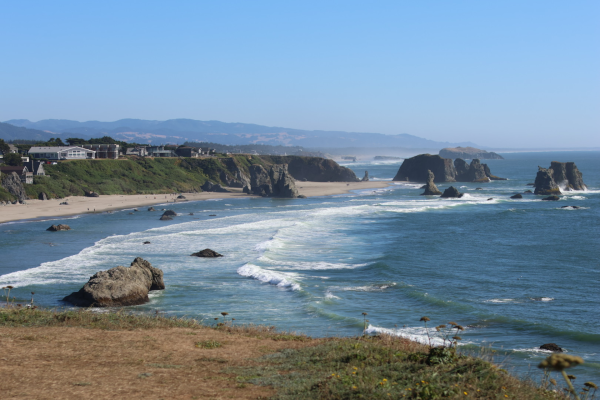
xmin=1 ymin=151 xmax=599 ymax=381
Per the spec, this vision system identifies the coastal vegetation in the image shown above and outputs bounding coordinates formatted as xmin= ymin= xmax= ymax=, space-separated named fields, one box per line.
xmin=0 ymin=306 xmax=590 ymax=399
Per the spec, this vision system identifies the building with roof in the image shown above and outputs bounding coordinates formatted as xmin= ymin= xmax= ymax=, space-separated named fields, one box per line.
xmin=0 ymin=165 xmax=33 ymax=184
xmin=81 ymin=144 xmax=120 ymax=159
xmin=28 ymin=146 xmax=96 ymax=160
xmin=0 ymin=144 xmax=18 ymax=159
xmin=23 ymin=160 xmax=46 ymax=176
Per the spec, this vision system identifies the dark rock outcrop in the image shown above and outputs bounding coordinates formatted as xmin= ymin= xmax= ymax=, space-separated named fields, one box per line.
xmin=62 ymin=257 xmax=165 ymax=307
xmin=262 ymin=156 xmax=359 ymax=182
xmin=439 ymin=147 xmax=504 ymax=160
xmin=38 ymin=192 xmax=48 ymax=200
xmin=162 ymin=210 xmax=177 ymax=216
xmin=534 ymin=162 xmax=587 ymax=195
xmin=248 ymin=164 xmax=299 ymax=198
xmin=1 ymin=172 xmax=27 ymax=202
xmin=421 ymin=170 xmax=442 ymax=195
xmin=542 ymin=195 xmax=560 ymax=201
xmin=510 ymin=194 xmax=523 ymax=199
xmin=85 ymin=191 xmax=100 ymax=197
xmin=177 ymin=195 xmax=186 ymax=199
xmin=440 ymin=186 xmax=463 ymax=198
xmin=540 ymin=343 xmax=563 ymax=352
xmin=191 ymin=249 xmax=223 ymax=258
xmin=394 ymin=154 xmax=456 ymax=182
xmin=361 ymin=171 xmax=369 ymax=182
xmin=393 ymin=154 xmax=504 ymax=182
xmin=201 ymin=181 xmax=229 ymax=193
xmin=143 ymin=241 xmax=151 ymax=244
xmin=47 ymin=224 xmax=71 ymax=231
xmin=148 ymin=207 xmax=156 ymax=211
xmin=159 ymin=215 xmax=173 ymax=220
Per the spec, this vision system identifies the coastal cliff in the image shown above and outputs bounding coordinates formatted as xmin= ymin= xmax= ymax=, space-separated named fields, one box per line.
xmin=439 ymin=146 xmax=504 ymax=160
xmin=534 ymin=161 xmax=587 ymax=195
xmin=19 ymin=155 xmax=353 ymax=200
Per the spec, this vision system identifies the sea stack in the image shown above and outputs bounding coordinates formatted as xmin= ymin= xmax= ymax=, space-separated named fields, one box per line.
xmin=393 ymin=154 xmax=505 ymax=182
xmin=421 ymin=170 xmax=442 ymax=195
xmin=534 ymin=162 xmax=586 ymax=195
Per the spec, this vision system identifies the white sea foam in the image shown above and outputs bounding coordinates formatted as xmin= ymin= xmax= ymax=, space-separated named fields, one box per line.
xmin=256 ymin=256 xmax=368 ymax=270
xmin=485 ymin=298 xmax=517 ymax=303
xmin=237 ymin=263 xmax=301 ymax=291
xmin=341 ymin=283 xmax=396 ymax=292
xmin=531 ymin=297 xmax=554 ymax=302
xmin=365 ymin=325 xmax=467 ymax=347
xmin=325 ymin=291 xmax=340 ymax=299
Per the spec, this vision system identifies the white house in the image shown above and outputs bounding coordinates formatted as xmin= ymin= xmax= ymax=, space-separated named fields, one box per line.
xmin=28 ymin=146 xmax=96 ymax=160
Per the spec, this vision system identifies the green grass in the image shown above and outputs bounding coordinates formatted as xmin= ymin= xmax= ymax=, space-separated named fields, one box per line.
xmin=195 ymin=340 xmax=224 ymax=349
xmin=230 ymin=337 xmax=567 ymax=400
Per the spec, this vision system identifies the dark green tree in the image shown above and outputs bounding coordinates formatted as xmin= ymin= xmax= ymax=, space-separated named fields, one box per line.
xmin=2 ymin=152 xmax=23 ymax=166
xmin=66 ymin=137 xmax=88 ymax=146
xmin=0 ymin=139 xmax=10 ymax=154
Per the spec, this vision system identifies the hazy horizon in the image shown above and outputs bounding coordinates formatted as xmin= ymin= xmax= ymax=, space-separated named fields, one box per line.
xmin=1 ymin=1 xmax=598 ymax=148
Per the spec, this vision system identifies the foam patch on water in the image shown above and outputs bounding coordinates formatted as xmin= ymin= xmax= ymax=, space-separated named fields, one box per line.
xmin=256 ymin=257 xmax=368 ymax=270
xmin=325 ymin=291 xmax=340 ymax=300
xmin=530 ymin=297 xmax=554 ymax=302
xmin=341 ymin=283 xmax=397 ymax=292
xmin=485 ymin=298 xmax=518 ymax=303
xmin=366 ymin=325 xmax=462 ymax=347
xmin=237 ymin=263 xmax=301 ymax=291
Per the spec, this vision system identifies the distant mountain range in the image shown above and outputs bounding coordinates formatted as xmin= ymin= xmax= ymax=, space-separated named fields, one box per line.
xmin=2 ymin=118 xmax=478 ymax=149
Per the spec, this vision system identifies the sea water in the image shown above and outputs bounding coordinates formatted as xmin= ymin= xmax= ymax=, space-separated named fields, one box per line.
xmin=1 ymin=151 xmax=599 ymax=381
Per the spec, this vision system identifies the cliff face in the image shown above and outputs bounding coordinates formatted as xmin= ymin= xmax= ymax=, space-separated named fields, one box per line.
xmin=249 ymin=164 xmax=299 ymax=198
xmin=393 ymin=154 xmax=504 ymax=183
xmin=260 ymin=156 xmax=359 ymax=182
xmin=393 ymin=154 xmax=456 ymax=182
xmin=1 ymin=172 xmax=27 ymax=201
xmin=439 ymin=147 xmax=504 ymax=160
xmin=534 ymin=161 xmax=586 ymax=195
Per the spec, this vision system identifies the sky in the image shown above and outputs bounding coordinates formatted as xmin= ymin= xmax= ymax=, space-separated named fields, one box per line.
xmin=0 ymin=1 xmax=598 ymax=148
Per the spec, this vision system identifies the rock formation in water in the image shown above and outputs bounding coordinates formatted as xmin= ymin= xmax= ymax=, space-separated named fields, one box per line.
xmin=47 ymin=224 xmax=71 ymax=231
xmin=1 ymin=172 xmax=28 ymax=201
xmin=201 ymin=181 xmax=229 ymax=193
xmin=440 ymin=186 xmax=463 ymax=198
xmin=361 ymin=171 xmax=369 ymax=182
xmin=248 ymin=164 xmax=299 ymax=198
xmin=191 ymin=249 xmax=223 ymax=258
xmin=62 ymin=257 xmax=165 ymax=307
xmin=540 ymin=343 xmax=563 ymax=352
xmin=534 ymin=162 xmax=587 ymax=195
xmin=421 ymin=170 xmax=442 ymax=195
xmin=393 ymin=154 xmax=456 ymax=182
xmin=510 ymin=194 xmax=523 ymax=199
xmin=439 ymin=146 xmax=504 ymax=160
xmin=393 ymin=154 xmax=504 ymax=182
xmin=261 ymin=156 xmax=359 ymax=182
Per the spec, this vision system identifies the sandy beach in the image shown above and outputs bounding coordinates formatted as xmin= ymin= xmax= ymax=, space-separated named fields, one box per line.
xmin=0 ymin=181 xmax=390 ymax=224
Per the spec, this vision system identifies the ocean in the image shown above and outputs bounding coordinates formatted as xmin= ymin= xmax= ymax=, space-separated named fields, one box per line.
xmin=1 ymin=151 xmax=598 ymax=382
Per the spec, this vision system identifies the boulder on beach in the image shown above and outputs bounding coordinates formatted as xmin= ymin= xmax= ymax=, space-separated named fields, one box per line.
xmin=62 ymin=257 xmax=165 ymax=307
xmin=201 ymin=181 xmax=229 ymax=193
xmin=38 ymin=192 xmax=48 ymax=200
xmin=191 ymin=249 xmax=223 ymax=258
xmin=177 ymin=195 xmax=187 ymax=199
xmin=85 ymin=191 xmax=100 ymax=198
xmin=540 ymin=343 xmax=563 ymax=352
xmin=421 ymin=170 xmax=442 ymax=195
xmin=47 ymin=224 xmax=71 ymax=231
xmin=440 ymin=186 xmax=463 ymax=198
xmin=510 ymin=194 xmax=523 ymax=199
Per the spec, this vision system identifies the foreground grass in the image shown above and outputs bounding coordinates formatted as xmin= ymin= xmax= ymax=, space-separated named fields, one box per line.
xmin=0 ymin=308 xmax=570 ymax=399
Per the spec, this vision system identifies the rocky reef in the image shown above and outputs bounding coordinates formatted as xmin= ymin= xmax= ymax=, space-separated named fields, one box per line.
xmin=421 ymin=170 xmax=442 ymax=195
xmin=440 ymin=186 xmax=463 ymax=198
xmin=393 ymin=154 xmax=505 ymax=182
xmin=534 ymin=161 xmax=587 ymax=195
xmin=63 ymin=257 xmax=165 ymax=307
xmin=439 ymin=147 xmax=504 ymax=160
xmin=47 ymin=224 xmax=71 ymax=231
xmin=248 ymin=164 xmax=299 ymax=198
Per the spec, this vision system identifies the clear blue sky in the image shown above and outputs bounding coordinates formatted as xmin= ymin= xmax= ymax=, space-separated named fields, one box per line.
xmin=1 ymin=1 xmax=598 ymax=148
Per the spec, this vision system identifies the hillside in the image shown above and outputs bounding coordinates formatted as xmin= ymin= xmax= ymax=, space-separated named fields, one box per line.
xmin=3 ymin=155 xmax=357 ymax=201
xmin=0 ymin=122 xmax=83 ymax=142
xmin=5 ymin=119 xmax=478 ymax=149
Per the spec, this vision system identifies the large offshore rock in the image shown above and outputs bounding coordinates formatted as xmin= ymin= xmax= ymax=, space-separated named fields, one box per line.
xmin=393 ymin=154 xmax=456 ymax=182
xmin=62 ymin=257 xmax=165 ymax=307
xmin=439 ymin=147 xmax=504 ymax=160
xmin=191 ymin=249 xmax=223 ymax=258
xmin=534 ymin=162 xmax=586 ymax=195
xmin=440 ymin=186 xmax=463 ymax=198
xmin=455 ymin=159 xmax=490 ymax=182
xmin=1 ymin=172 xmax=27 ymax=201
xmin=421 ymin=170 xmax=442 ymax=195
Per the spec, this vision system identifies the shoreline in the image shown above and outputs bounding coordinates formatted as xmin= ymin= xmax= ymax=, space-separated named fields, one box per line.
xmin=0 ymin=181 xmax=391 ymax=224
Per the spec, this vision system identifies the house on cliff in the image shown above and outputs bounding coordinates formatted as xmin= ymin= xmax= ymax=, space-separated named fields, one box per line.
xmin=0 ymin=165 xmax=33 ymax=184
xmin=28 ymin=146 xmax=96 ymax=160
xmin=23 ymin=160 xmax=46 ymax=176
